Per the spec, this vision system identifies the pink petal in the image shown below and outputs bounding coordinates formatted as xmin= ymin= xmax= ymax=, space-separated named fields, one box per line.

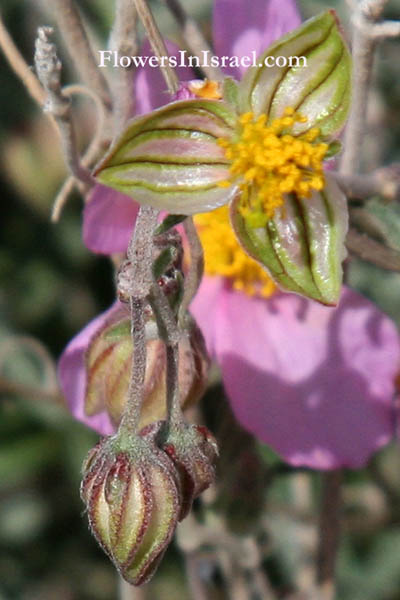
xmin=189 ymin=275 xmax=226 ymax=358
xmin=134 ymin=40 xmax=195 ymax=115
xmin=58 ymin=303 xmax=124 ymax=435
xmin=83 ymin=184 xmax=139 ymax=254
xmin=214 ymin=286 xmax=400 ymax=469
xmin=212 ymin=0 xmax=301 ymax=78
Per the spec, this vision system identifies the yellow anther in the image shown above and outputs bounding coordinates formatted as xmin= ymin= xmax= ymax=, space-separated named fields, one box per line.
xmin=194 ymin=207 xmax=276 ymax=298
xmin=188 ymin=79 xmax=222 ymax=100
xmin=216 ymin=108 xmax=328 ymax=225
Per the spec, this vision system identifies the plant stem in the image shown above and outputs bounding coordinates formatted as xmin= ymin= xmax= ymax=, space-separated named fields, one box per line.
xmin=118 ymin=576 xmax=147 ymax=600
xmin=132 ymin=0 xmax=179 ymax=94
xmin=51 ymin=83 xmax=106 ymax=221
xmin=0 ymin=13 xmax=45 ymax=106
xmin=316 ymin=470 xmax=343 ymax=600
xmin=333 ymin=168 xmax=400 ymax=202
xmin=162 ymin=0 xmax=223 ymax=80
xmin=51 ymin=0 xmax=111 ymax=108
xmin=178 ymin=218 xmax=204 ymax=326
xmin=341 ymin=0 xmax=392 ymax=173
xmin=346 ymin=228 xmax=400 ymax=271
xmin=118 ymin=206 xmax=158 ymax=435
xmin=110 ymin=0 xmax=139 ymax=135
xmin=34 ymin=27 xmax=94 ymax=189
xmin=149 ymin=282 xmax=183 ymax=426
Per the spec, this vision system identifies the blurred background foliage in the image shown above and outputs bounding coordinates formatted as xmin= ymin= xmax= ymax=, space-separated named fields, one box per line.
xmin=1 ymin=0 xmax=400 ymax=599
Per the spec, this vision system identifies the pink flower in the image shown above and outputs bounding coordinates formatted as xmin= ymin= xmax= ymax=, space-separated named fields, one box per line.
xmin=61 ymin=0 xmax=400 ymax=469
xmin=191 ymin=277 xmax=400 ymax=469
xmin=83 ymin=0 xmax=301 ymax=255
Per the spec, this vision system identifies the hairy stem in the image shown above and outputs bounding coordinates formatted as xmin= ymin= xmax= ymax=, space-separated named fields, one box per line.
xmin=51 ymin=0 xmax=111 ymax=108
xmin=51 ymin=83 xmax=106 ymax=221
xmin=34 ymin=27 xmax=94 ymax=188
xmin=132 ymin=0 xmax=179 ymax=94
xmin=341 ymin=0 xmax=390 ymax=173
xmin=118 ymin=206 xmax=158 ymax=435
xmin=110 ymin=0 xmax=139 ymax=135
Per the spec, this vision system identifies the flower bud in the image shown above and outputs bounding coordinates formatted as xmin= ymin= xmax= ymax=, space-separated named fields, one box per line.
xmin=84 ymin=305 xmax=209 ymax=428
xmin=81 ymin=432 xmax=181 ymax=585
xmin=141 ymin=420 xmax=218 ymax=520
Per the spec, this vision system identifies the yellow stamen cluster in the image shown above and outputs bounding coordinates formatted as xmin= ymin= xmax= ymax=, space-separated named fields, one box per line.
xmin=194 ymin=206 xmax=276 ymax=298
xmin=218 ymin=107 xmax=328 ymax=227
xmin=188 ymin=79 xmax=223 ymax=100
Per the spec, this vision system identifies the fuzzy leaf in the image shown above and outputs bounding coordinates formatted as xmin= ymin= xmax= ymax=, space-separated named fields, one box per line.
xmin=239 ymin=10 xmax=351 ymax=138
xmin=94 ymin=99 xmax=238 ymax=215
xmin=230 ymin=173 xmax=348 ymax=305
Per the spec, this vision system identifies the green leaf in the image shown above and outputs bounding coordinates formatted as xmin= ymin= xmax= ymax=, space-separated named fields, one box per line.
xmin=152 ymin=247 xmax=178 ymax=280
xmin=154 ymin=214 xmax=187 ymax=235
xmin=239 ymin=10 xmax=351 ymax=138
xmin=230 ymin=173 xmax=348 ymax=305
xmin=94 ymin=99 xmax=238 ymax=215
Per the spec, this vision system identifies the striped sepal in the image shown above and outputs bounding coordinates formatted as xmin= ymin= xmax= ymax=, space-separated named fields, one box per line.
xmin=94 ymin=99 xmax=237 ymax=214
xmin=239 ymin=10 xmax=351 ymax=138
xmin=230 ymin=173 xmax=348 ymax=305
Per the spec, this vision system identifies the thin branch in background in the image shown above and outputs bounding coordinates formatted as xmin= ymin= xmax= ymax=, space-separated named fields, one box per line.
xmin=372 ymin=20 xmax=400 ymax=38
xmin=0 ymin=336 xmax=58 ymax=393
xmin=51 ymin=0 xmax=111 ymax=109
xmin=0 ymin=377 xmax=64 ymax=406
xmin=0 ymin=13 xmax=45 ymax=106
xmin=34 ymin=27 xmax=94 ymax=190
xmin=161 ymin=0 xmax=223 ymax=80
xmin=333 ymin=167 xmax=400 ymax=202
xmin=184 ymin=552 xmax=214 ymax=600
xmin=346 ymin=228 xmax=400 ymax=271
xmin=118 ymin=576 xmax=147 ymax=600
xmin=341 ymin=0 xmax=397 ymax=173
xmin=133 ymin=0 xmax=179 ymax=94
xmin=316 ymin=470 xmax=343 ymax=600
xmin=0 ymin=335 xmax=63 ymax=405
xmin=51 ymin=83 xmax=107 ymax=221
xmin=217 ymin=548 xmax=248 ymax=600
xmin=178 ymin=217 xmax=204 ymax=325
xmin=109 ymin=0 xmax=139 ymax=135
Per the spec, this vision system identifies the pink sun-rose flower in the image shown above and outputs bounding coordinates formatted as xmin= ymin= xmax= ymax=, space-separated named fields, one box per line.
xmin=59 ymin=0 xmax=400 ymax=469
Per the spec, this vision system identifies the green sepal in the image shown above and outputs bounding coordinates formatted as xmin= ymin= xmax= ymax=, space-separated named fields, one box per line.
xmin=238 ymin=10 xmax=351 ymax=138
xmin=230 ymin=173 xmax=349 ymax=305
xmin=94 ymin=99 xmax=237 ymax=215
xmin=222 ymin=77 xmax=240 ymax=112
xmin=325 ymin=139 xmax=342 ymax=159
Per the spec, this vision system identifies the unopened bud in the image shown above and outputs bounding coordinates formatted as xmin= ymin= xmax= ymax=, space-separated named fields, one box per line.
xmin=141 ymin=420 xmax=218 ymax=520
xmin=81 ymin=432 xmax=180 ymax=585
xmin=84 ymin=306 xmax=209 ymax=429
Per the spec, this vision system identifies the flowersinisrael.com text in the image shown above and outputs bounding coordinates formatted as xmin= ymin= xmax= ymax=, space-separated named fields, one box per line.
xmin=98 ymin=50 xmax=307 ymax=69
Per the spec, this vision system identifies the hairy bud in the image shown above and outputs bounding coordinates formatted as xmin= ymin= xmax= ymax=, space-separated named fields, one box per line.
xmin=141 ymin=420 xmax=219 ymax=520
xmin=81 ymin=432 xmax=181 ymax=586
xmin=84 ymin=305 xmax=209 ymax=429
